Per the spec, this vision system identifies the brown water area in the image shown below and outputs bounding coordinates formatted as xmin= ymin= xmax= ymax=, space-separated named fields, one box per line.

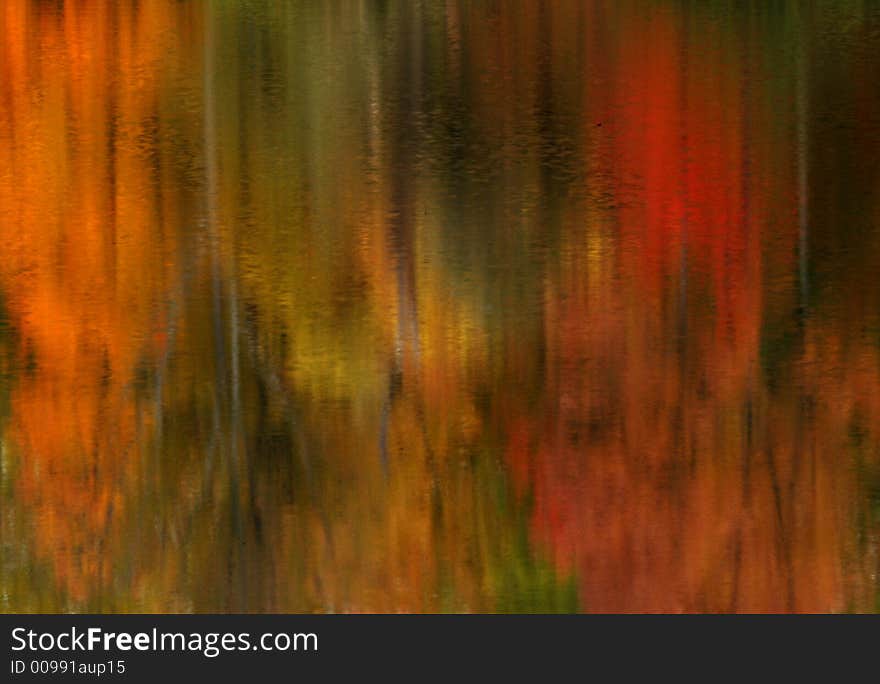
xmin=1 ymin=1 xmax=880 ymax=613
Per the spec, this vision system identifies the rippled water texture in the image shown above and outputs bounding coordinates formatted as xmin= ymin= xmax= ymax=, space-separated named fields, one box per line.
xmin=2 ymin=1 xmax=880 ymax=613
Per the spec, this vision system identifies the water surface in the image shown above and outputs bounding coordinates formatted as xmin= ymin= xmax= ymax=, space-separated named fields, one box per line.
xmin=2 ymin=1 xmax=880 ymax=612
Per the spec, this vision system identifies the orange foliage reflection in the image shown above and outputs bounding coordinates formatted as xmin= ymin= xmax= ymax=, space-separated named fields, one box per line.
xmin=0 ymin=1 xmax=198 ymax=604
